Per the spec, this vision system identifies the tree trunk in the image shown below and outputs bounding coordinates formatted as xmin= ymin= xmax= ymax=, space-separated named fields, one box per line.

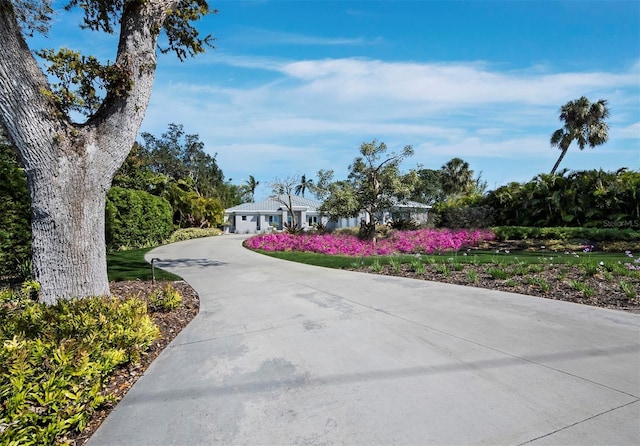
xmin=28 ymin=151 xmax=112 ymax=303
xmin=0 ymin=0 xmax=172 ymax=302
xmin=550 ymin=148 xmax=568 ymax=175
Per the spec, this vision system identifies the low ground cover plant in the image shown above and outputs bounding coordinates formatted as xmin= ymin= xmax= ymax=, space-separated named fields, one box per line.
xmin=245 ymin=228 xmax=495 ymax=256
xmin=0 ymin=282 xmax=163 ymax=445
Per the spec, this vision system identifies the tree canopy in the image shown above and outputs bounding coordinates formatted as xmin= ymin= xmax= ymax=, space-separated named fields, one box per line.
xmin=550 ymin=96 xmax=609 ymax=175
xmin=318 ymin=140 xmax=417 ymax=240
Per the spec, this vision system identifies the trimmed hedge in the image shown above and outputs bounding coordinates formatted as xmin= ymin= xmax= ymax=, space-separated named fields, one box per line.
xmin=106 ymin=187 xmax=173 ymax=251
xmin=0 ymin=144 xmax=31 ymax=280
xmin=493 ymin=226 xmax=640 ymax=242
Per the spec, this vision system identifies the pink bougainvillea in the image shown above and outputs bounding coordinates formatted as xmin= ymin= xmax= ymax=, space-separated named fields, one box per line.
xmin=245 ymin=229 xmax=495 ymax=256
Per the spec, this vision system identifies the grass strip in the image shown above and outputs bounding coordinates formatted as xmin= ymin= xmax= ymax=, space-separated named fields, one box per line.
xmin=107 ymin=247 xmax=181 ymax=282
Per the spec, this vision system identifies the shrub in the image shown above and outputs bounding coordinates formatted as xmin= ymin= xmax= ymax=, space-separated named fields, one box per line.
xmin=0 ymin=143 xmax=32 ymax=281
xmin=492 ymin=226 xmax=640 ymax=243
xmin=0 ymin=286 xmax=159 ymax=444
xmin=388 ymin=218 xmax=419 ymax=231
xmin=166 ymin=227 xmax=222 ymax=244
xmin=148 ymin=284 xmax=183 ymax=312
xmin=106 ymin=187 xmax=173 ymax=251
xmin=437 ymin=205 xmax=495 ymax=229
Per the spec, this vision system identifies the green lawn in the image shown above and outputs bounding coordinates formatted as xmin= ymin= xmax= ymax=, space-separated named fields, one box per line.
xmin=107 ymin=247 xmax=181 ymax=281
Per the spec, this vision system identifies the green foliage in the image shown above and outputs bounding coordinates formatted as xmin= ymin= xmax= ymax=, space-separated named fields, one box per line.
xmin=570 ymin=280 xmax=595 ymax=298
xmin=318 ymin=142 xmax=417 ymax=239
xmin=105 ymin=187 xmax=173 ymax=251
xmin=369 ymin=258 xmax=383 ymax=272
xmin=20 ymin=1 xmax=214 ymax=118
xmin=526 ymin=277 xmax=551 ymax=293
xmin=485 ymin=169 xmax=639 ymax=228
xmin=437 ymin=205 xmax=494 ymax=229
xmin=388 ymin=218 xmax=419 ymax=231
xmin=140 ymin=124 xmax=223 ymax=198
xmin=487 ymin=266 xmax=509 ymax=280
xmin=161 ymin=180 xmax=224 ymax=228
xmin=492 ymin=226 xmax=640 ymax=242
xmin=410 ymin=259 xmax=425 ymax=274
xmin=619 ymin=280 xmax=636 ymax=299
xmin=283 ymin=222 xmax=304 ymax=235
xmin=165 ymin=227 xmax=222 ymax=244
xmin=549 ymin=97 xmax=609 ymax=175
xmin=410 ymin=168 xmax=444 ymax=205
xmin=0 ymin=286 xmax=159 ymax=444
xmin=148 ymin=284 xmax=182 ymax=312
xmin=440 ymin=157 xmax=474 ymax=197
xmin=389 ymin=257 xmax=401 ymax=273
xmin=36 ymin=47 xmax=132 ymax=116
xmin=0 ymin=140 xmax=32 ymax=281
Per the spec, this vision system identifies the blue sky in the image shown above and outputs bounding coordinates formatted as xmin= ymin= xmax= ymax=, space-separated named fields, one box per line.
xmin=31 ymin=0 xmax=640 ymax=200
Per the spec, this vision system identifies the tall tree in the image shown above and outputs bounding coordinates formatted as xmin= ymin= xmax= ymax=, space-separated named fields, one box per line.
xmin=440 ymin=157 xmax=474 ymax=197
xmin=271 ymin=175 xmax=301 ymax=231
xmin=550 ymin=96 xmax=610 ymax=175
xmin=0 ymin=1 xmax=215 ymax=303
xmin=410 ymin=167 xmax=445 ymax=205
xmin=294 ymin=173 xmax=313 ymax=197
xmin=140 ymin=123 xmax=223 ymax=197
xmin=347 ymin=140 xmax=416 ymax=241
xmin=244 ymin=174 xmax=259 ymax=202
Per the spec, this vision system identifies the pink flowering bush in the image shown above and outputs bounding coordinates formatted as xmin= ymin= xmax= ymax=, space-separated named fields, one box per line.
xmin=245 ymin=229 xmax=495 ymax=257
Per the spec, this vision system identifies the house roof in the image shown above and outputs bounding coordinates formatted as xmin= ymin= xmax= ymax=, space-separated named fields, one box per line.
xmin=391 ymin=198 xmax=432 ymax=210
xmin=225 ymin=195 xmax=321 ymax=213
xmin=225 ymin=195 xmax=431 ymax=214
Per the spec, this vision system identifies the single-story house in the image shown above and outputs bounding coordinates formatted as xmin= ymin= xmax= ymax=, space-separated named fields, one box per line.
xmin=224 ymin=195 xmax=432 ymax=234
xmin=224 ymin=195 xmax=352 ymax=234
xmin=381 ymin=198 xmax=432 ymax=225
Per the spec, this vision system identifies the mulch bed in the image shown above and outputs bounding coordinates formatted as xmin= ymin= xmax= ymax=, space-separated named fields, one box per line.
xmin=352 ymin=262 xmax=640 ymax=312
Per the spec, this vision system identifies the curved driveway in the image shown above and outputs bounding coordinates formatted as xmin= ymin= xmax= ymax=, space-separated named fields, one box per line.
xmin=89 ymin=235 xmax=639 ymax=445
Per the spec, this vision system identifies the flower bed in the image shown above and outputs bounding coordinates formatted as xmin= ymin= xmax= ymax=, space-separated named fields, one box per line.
xmin=245 ymin=229 xmax=495 ymax=256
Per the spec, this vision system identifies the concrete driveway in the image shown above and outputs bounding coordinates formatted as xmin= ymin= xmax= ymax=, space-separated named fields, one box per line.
xmin=89 ymin=234 xmax=640 ymax=445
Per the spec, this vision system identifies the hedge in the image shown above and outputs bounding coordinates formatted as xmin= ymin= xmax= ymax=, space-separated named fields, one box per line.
xmin=492 ymin=226 xmax=640 ymax=242
xmin=105 ymin=187 xmax=173 ymax=251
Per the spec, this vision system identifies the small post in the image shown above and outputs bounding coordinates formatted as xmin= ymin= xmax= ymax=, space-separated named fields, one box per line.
xmin=151 ymin=258 xmax=161 ymax=285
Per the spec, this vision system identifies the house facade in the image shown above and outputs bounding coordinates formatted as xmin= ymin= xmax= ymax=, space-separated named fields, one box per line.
xmin=224 ymin=195 xmax=352 ymax=234
xmin=224 ymin=195 xmax=431 ymax=234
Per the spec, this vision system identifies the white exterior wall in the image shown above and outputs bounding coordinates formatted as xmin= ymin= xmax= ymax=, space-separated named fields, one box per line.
xmin=234 ymin=213 xmax=259 ymax=234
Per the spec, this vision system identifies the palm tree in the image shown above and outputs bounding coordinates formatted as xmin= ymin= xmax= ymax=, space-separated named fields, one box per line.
xmin=550 ymin=97 xmax=609 ymax=175
xmin=294 ymin=174 xmax=314 ymax=197
xmin=244 ymin=175 xmax=259 ymax=202
xmin=440 ymin=157 xmax=473 ymax=197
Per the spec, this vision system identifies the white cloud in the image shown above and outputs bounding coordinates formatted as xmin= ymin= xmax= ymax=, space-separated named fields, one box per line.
xmin=141 ymin=56 xmax=639 ymax=185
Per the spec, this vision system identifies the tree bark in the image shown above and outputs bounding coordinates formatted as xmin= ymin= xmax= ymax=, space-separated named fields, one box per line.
xmin=550 ymin=148 xmax=568 ymax=176
xmin=0 ymin=0 xmax=175 ymax=303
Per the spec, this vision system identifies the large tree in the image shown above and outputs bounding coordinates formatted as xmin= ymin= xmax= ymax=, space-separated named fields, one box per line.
xmin=271 ymin=175 xmax=301 ymax=231
xmin=294 ymin=173 xmax=313 ymax=197
xmin=0 ymin=0 xmax=214 ymax=303
xmin=440 ymin=157 xmax=474 ymax=197
xmin=550 ymin=96 xmax=609 ymax=175
xmin=244 ymin=174 xmax=259 ymax=202
xmin=319 ymin=141 xmax=416 ymax=241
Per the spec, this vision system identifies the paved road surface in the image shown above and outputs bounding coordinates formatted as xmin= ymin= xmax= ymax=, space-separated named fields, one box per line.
xmin=88 ymin=234 xmax=640 ymax=445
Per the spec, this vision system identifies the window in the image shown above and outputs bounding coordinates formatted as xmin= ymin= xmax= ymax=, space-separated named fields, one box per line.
xmin=241 ymin=216 xmax=247 ymax=221
xmin=308 ymin=216 xmax=317 ymax=225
